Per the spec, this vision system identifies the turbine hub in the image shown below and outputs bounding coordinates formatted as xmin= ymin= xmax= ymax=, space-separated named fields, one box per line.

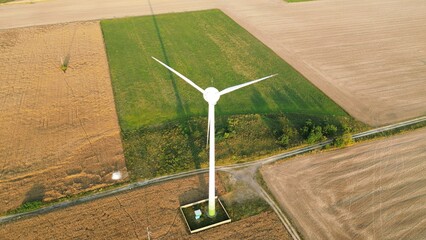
xmin=203 ymin=87 xmax=220 ymax=105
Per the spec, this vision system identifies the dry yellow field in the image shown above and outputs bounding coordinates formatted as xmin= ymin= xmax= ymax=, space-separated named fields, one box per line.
xmin=0 ymin=21 xmax=127 ymax=214
xmin=261 ymin=128 xmax=426 ymax=239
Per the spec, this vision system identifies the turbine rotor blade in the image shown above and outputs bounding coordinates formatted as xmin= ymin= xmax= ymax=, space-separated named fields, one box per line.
xmin=219 ymin=74 xmax=278 ymax=96
xmin=152 ymin=56 xmax=205 ymax=94
xmin=206 ymin=112 xmax=211 ymax=148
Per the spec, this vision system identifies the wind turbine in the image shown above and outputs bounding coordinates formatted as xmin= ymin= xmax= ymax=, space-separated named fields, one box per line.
xmin=152 ymin=56 xmax=277 ymax=217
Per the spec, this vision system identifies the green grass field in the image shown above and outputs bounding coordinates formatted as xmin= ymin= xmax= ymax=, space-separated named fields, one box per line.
xmin=101 ymin=10 xmax=367 ymax=179
xmin=101 ymin=10 xmax=346 ymax=130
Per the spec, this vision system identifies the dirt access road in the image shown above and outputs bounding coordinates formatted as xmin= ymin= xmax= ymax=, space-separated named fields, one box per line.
xmin=0 ymin=21 xmax=127 ymax=214
xmin=261 ymin=128 xmax=426 ymax=239
xmin=1 ymin=0 xmax=426 ymax=126
xmin=0 ymin=174 xmax=290 ymax=240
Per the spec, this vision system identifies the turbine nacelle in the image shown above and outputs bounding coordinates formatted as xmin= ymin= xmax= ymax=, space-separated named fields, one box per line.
xmin=203 ymin=87 xmax=220 ymax=105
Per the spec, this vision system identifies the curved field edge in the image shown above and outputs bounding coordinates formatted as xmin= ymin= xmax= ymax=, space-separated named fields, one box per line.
xmin=100 ymin=10 xmax=367 ymax=179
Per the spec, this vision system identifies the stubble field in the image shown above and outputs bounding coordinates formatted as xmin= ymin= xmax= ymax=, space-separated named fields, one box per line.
xmin=0 ymin=21 xmax=127 ymax=214
xmin=0 ymin=174 xmax=290 ymax=239
xmin=261 ymin=128 xmax=426 ymax=239
xmin=221 ymin=0 xmax=426 ymax=126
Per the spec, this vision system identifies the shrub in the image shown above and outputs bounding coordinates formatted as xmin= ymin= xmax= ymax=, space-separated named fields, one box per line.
xmin=323 ymin=124 xmax=338 ymax=138
xmin=307 ymin=125 xmax=326 ymax=144
xmin=277 ymin=127 xmax=298 ymax=147
xmin=333 ymin=133 xmax=353 ymax=147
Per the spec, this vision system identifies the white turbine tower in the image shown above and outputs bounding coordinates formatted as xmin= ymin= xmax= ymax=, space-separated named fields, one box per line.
xmin=152 ymin=56 xmax=277 ymax=217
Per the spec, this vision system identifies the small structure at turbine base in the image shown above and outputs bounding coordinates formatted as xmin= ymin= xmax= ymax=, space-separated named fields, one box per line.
xmin=180 ymin=197 xmax=231 ymax=234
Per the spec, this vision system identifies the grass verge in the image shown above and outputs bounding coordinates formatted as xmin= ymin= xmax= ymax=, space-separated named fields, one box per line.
xmin=3 ymin=182 xmax=127 ymax=217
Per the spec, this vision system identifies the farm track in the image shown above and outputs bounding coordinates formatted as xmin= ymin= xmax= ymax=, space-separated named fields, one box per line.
xmin=1 ymin=0 xmax=425 ymax=126
xmin=1 ymin=116 xmax=424 ymax=240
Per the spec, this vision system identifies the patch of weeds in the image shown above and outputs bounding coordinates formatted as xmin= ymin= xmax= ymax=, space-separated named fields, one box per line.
xmin=3 ymin=181 xmax=128 ymax=217
xmin=222 ymin=197 xmax=270 ymax=221
xmin=6 ymin=201 xmax=43 ymax=215
xmin=218 ymin=171 xmax=271 ymax=221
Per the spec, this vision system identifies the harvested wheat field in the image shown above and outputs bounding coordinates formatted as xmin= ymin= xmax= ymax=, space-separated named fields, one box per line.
xmin=0 ymin=21 xmax=127 ymax=214
xmin=261 ymin=128 xmax=426 ymax=239
xmin=0 ymin=174 xmax=290 ymax=239
xmin=220 ymin=0 xmax=426 ymax=126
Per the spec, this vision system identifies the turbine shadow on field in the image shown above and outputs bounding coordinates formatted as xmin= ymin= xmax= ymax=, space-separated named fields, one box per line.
xmin=148 ymin=1 xmax=185 ymax=116
xmin=178 ymin=187 xmax=208 ymax=206
xmin=149 ymin=0 xmax=207 ymax=191
xmin=250 ymin=88 xmax=271 ymax=113
xmin=23 ymin=183 xmax=45 ymax=203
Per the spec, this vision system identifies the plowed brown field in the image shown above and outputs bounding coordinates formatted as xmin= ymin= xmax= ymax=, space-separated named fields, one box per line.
xmin=261 ymin=128 xmax=426 ymax=239
xmin=0 ymin=21 xmax=127 ymax=214
xmin=0 ymin=174 xmax=290 ymax=239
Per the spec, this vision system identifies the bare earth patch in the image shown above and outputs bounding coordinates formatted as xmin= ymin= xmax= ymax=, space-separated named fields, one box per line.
xmin=0 ymin=174 xmax=290 ymax=239
xmin=0 ymin=21 xmax=127 ymax=214
xmin=261 ymin=128 xmax=426 ymax=239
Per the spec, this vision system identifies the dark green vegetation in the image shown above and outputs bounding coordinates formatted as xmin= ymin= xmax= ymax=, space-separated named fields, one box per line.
xmin=123 ymin=114 xmax=365 ymax=178
xmin=223 ymin=197 xmax=270 ymax=221
xmin=181 ymin=198 xmax=230 ymax=232
xmin=6 ymin=201 xmax=43 ymax=215
xmin=101 ymin=10 xmax=368 ymax=180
